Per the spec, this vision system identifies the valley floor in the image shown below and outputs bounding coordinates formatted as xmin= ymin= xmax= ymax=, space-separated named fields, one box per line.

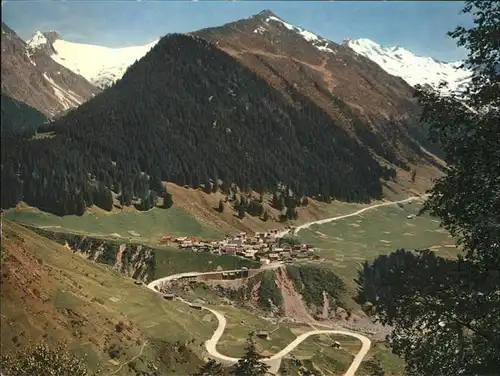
xmin=1 ymin=191 xmax=453 ymax=375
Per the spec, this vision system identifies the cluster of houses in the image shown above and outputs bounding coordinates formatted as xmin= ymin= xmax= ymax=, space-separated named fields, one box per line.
xmin=159 ymin=229 xmax=317 ymax=264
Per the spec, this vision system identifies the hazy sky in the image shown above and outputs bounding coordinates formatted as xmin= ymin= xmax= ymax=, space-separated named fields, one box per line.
xmin=3 ymin=0 xmax=472 ymax=62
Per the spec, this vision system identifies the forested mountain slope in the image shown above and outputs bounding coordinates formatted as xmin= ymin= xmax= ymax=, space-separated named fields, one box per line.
xmin=193 ymin=10 xmax=443 ymax=168
xmin=1 ymin=94 xmax=48 ymax=136
xmin=1 ymin=34 xmax=395 ymax=216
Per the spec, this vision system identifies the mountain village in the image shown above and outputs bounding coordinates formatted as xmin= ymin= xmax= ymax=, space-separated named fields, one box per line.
xmin=159 ymin=227 xmax=319 ymax=264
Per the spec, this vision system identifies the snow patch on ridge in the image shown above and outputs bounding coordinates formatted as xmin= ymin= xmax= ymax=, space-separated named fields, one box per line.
xmin=265 ymin=16 xmax=336 ymax=55
xmin=266 ymin=16 xmax=295 ymax=31
xmin=297 ymin=29 xmax=319 ymax=42
xmin=25 ymin=50 xmax=37 ymax=66
xmin=316 ymin=42 xmax=336 ymax=54
xmin=253 ymin=26 xmax=267 ymax=35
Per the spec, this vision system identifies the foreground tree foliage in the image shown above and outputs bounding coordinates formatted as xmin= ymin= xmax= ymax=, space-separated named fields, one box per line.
xmin=232 ymin=335 xmax=270 ymax=376
xmin=190 ymin=359 xmax=227 ymax=376
xmin=0 ymin=342 xmax=96 ymax=376
xmin=356 ymin=2 xmax=500 ymax=375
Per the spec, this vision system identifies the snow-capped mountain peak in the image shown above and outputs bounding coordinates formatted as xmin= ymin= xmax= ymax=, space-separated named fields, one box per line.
xmin=347 ymin=38 xmax=471 ymax=94
xmin=26 ymin=31 xmax=159 ymax=89
xmin=27 ymin=31 xmax=47 ymax=49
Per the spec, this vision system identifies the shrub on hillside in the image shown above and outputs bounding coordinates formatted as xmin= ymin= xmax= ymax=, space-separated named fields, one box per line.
xmin=278 ymin=236 xmax=301 ymax=246
xmin=1 ymin=342 xmax=95 ymax=376
xmin=257 ymin=272 xmax=283 ymax=311
xmin=285 ymin=265 xmax=346 ymax=309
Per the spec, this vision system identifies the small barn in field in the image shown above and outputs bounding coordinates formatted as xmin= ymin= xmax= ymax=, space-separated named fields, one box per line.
xmin=255 ymin=331 xmax=269 ymax=339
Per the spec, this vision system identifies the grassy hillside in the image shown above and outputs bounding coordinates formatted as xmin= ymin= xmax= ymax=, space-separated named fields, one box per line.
xmin=1 ymin=220 xmax=381 ymax=375
xmin=4 ymin=205 xmax=221 ymax=245
xmin=2 ymin=189 xmax=370 ymax=244
xmin=297 ymin=201 xmax=456 ymax=294
xmin=19 ymin=225 xmax=259 ymax=282
xmin=0 ymin=220 xmax=216 ymax=375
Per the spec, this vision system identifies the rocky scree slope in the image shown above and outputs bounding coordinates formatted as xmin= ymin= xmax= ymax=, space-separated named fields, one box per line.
xmin=1 ymin=23 xmax=99 ymax=117
xmin=193 ymin=10 xmax=444 ymax=169
xmin=211 ymin=264 xmax=347 ymax=321
xmin=1 ymin=33 xmax=396 ymax=216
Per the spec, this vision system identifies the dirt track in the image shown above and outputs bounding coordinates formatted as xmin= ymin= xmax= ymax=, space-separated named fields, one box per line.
xmin=277 ymin=195 xmax=426 ymax=238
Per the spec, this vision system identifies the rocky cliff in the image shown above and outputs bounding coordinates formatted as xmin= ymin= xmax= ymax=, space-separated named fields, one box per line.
xmin=26 ymin=227 xmax=156 ymax=282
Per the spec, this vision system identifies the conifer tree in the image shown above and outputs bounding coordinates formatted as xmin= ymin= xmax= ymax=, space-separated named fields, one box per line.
xmin=231 ymin=334 xmax=270 ymax=376
xmin=272 ymin=192 xmax=279 ymax=209
xmin=75 ymin=192 xmax=86 ymax=216
xmin=301 ymin=196 xmax=309 ymax=206
xmin=119 ymin=193 xmax=126 ymax=208
xmin=101 ymin=186 xmax=113 ymax=211
xmin=151 ymin=177 xmax=163 ymax=194
xmin=149 ymin=190 xmax=157 ymax=208
xmin=238 ymin=204 xmax=246 ymax=219
xmin=212 ymin=179 xmax=219 ymax=193
xmin=410 ymin=169 xmax=416 ymax=183
xmin=191 ymin=359 xmax=225 ymax=376
xmin=163 ymin=191 xmax=173 ymax=209
xmin=204 ymin=180 xmax=212 ymax=194
xmin=262 ymin=210 xmax=269 ymax=222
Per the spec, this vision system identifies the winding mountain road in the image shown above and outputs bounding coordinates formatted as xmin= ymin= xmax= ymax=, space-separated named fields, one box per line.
xmin=277 ymin=195 xmax=425 ymax=238
xmin=146 ymin=196 xmax=425 ymax=374
xmin=201 ymin=298 xmax=371 ymax=375
xmin=148 ymin=289 xmax=371 ymax=375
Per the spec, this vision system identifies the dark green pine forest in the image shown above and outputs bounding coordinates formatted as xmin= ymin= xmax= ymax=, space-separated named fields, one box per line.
xmin=1 ymin=34 xmax=396 ymax=216
xmin=1 ymin=94 xmax=49 ymax=137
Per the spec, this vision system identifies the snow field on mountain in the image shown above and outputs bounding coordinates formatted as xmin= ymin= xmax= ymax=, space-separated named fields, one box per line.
xmin=348 ymin=38 xmax=471 ymax=94
xmin=49 ymin=39 xmax=158 ymax=87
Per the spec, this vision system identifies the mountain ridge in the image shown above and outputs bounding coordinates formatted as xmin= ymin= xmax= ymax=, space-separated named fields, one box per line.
xmin=1 ymin=22 xmax=99 ymax=117
xmin=1 ymin=12 xmax=448 ymax=217
xmin=23 ymin=10 xmax=467 ymax=96
xmin=192 ymin=11 xmax=445 ymax=170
